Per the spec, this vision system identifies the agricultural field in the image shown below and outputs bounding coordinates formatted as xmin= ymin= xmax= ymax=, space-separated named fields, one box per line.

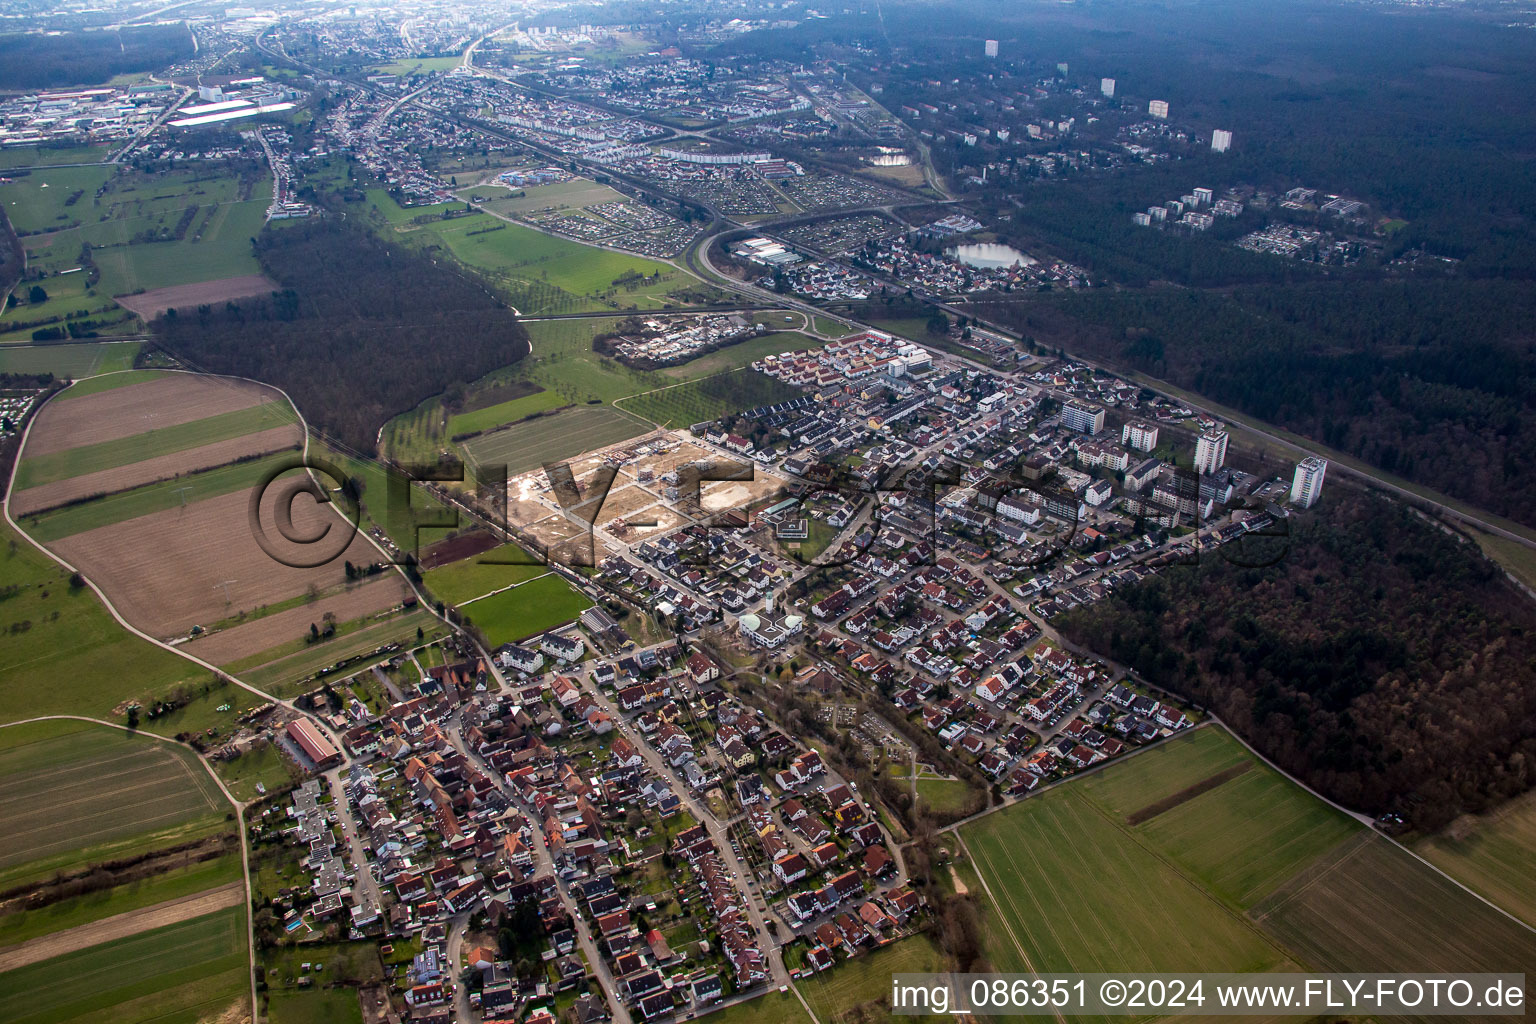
xmin=963 ymin=767 xmax=1288 ymax=976
xmin=1254 ymin=833 xmax=1536 ymax=979
xmin=15 ymin=373 xmax=387 ymax=641
xmin=1414 ymin=790 xmax=1536 ymax=927
xmin=0 ymin=849 xmax=241 ymax=948
xmin=0 ymin=341 xmax=140 ymax=378
xmin=797 ymin=933 xmax=946 ymax=1024
xmin=179 ymin=574 xmax=418 ymax=668
xmin=0 ymin=719 xmax=229 ymax=889
xmin=15 ymin=397 xmax=295 ymax=488
xmin=16 ymin=374 xmax=290 ymax=472
xmin=0 ymin=519 xmax=204 ymax=725
xmin=0 ymin=143 xmax=113 ymax=169
xmin=963 ymin=726 xmax=1536 ymax=994
xmin=230 ymin=607 xmax=446 ymax=696
xmin=114 ymin=273 xmax=277 ymax=319
xmin=18 ymin=451 xmax=301 ymax=540
xmin=457 ymin=573 xmax=592 ymax=646
xmin=0 ymin=906 xmax=248 ymax=1024
xmin=447 ymin=384 xmax=566 ymax=438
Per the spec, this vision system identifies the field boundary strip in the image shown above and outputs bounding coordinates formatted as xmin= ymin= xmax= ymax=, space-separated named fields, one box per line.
xmin=1124 ymin=762 xmax=1252 ymax=826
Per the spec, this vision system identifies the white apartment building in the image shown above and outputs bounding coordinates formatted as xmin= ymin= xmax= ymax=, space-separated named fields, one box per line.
xmin=1194 ymin=429 xmax=1229 ymax=475
xmin=1291 ymin=457 xmax=1328 ymax=508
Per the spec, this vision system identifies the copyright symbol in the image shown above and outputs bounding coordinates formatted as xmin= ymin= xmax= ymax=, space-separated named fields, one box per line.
xmin=248 ymin=456 xmax=360 ymax=569
xmin=1100 ymin=980 xmax=1126 ymax=1007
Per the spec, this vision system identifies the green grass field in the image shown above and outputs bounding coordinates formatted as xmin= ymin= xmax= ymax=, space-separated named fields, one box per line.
xmin=0 ymin=719 xmax=229 ymax=889
xmin=0 ymin=522 xmax=204 ymax=727
xmin=1414 ymin=790 xmax=1536 ymax=928
xmin=90 ymin=198 xmax=268 ymax=294
xmin=52 ymin=368 xmax=171 ymax=398
xmin=447 ymin=387 xmax=567 ymax=436
xmin=369 ymin=56 xmax=463 ymax=75
xmin=914 ymin=777 xmax=976 ymax=817
xmin=621 ymin=366 xmax=802 ymax=427
xmin=308 ymin=441 xmax=455 ymax=553
xmin=0 ymin=850 xmax=240 ymax=947
xmin=964 ymin=767 xmax=1288 ymax=976
xmin=0 ymin=143 xmax=113 ymax=169
xmin=369 ymin=192 xmax=710 ymax=314
xmin=20 ymin=450 xmax=300 ymax=541
xmin=0 ymin=342 xmax=141 ymax=378
xmin=797 ymin=933 xmax=946 ymax=1024
xmin=458 ymin=573 xmax=593 ymax=646
xmin=266 ymin=987 xmax=364 ymax=1024
xmin=462 ymin=404 xmax=650 ymax=478
xmin=215 ymin=737 xmax=301 ymax=803
xmin=963 ymin=725 xmax=1536 ymax=990
xmin=472 ymin=177 xmax=627 ymax=216
xmin=387 ymin=319 xmax=813 ymax=489
xmin=700 ymin=989 xmax=811 ymax=1024
xmin=0 ymin=165 xmax=115 ymax=234
xmin=15 ymin=399 xmax=296 ymax=489
xmin=422 ymin=542 xmax=547 ymax=605
xmin=1254 ymin=833 xmax=1536 ymax=975
xmin=0 ymin=906 xmax=248 ymax=1024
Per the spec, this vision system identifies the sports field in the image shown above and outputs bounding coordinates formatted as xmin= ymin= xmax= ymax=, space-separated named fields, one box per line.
xmin=0 ymin=906 xmax=248 ymax=1024
xmin=962 ymin=726 xmax=1536 ymax=990
xmin=0 ymin=720 xmax=228 ymax=888
xmin=422 ymin=542 xmax=548 ymax=605
xmin=1414 ymin=790 xmax=1536 ymax=927
xmin=458 ymin=573 xmax=593 ymax=646
xmin=463 ymin=404 xmax=649 ymax=478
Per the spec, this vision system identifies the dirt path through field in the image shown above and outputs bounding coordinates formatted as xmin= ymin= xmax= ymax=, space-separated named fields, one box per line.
xmin=0 ymin=880 xmax=244 ymax=972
